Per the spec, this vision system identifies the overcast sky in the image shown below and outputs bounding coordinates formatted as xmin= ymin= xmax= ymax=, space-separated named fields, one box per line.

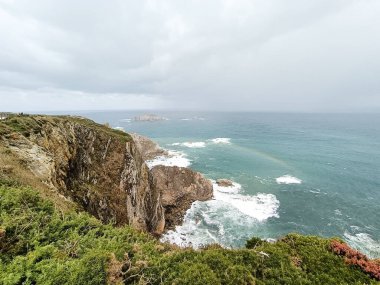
xmin=0 ymin=0 xmax=379 ymax=112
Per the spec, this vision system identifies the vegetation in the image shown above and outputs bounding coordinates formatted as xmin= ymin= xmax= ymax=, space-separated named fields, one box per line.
xmin=331 ymin=240 xmax=380 ymax=280
xmin=0 ymin=114 xmax=132 ymax=142
xmin=57 ymin=115 xmax=132 ymax=142
xmin=0 ymin=179 xmax=378 ymax=284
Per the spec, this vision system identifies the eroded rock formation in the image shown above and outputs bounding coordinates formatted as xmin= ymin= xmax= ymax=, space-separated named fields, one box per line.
xmin=1 ymin=116 xmax=165 ymax=233
xmin=130 ymin=133 xmax=167 ymax=161
xmin=0 ymin=115 xmax=212 ymax=235
xmin=131 ymin=133 xmax=213 ymax=229
xmin=150 ymin=165 xmax=213 ymax=229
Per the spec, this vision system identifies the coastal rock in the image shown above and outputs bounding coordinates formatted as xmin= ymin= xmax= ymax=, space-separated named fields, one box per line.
xmin=132 ymin=133 xmax=214 ymax=229
xmin=130 ymin=133 xmax=168 ymax=161
xmin=150 ymin=165 xmax=213 ymax=229
xmin=216 ymin=179 xmax=234 ymax=187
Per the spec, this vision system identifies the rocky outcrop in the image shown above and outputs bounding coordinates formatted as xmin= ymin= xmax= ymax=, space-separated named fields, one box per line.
xmin=130 ymin=133 xmax=167 ymax=161
xmin=150 ymin=165 xmax=213 ymax=229
xmin=216 ymin=179 xmax=234 ymax=187
xmin=131 ymin=133 xmax=214 ymax=229
xmin=0 ymin=115 xmax=165 ymax=233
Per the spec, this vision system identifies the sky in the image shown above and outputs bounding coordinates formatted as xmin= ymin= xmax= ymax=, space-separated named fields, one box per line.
xmin=0 ymin=0 xmax=379 ymax=112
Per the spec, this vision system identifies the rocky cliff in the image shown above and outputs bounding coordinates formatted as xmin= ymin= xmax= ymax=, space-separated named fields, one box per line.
xmin=150 ymin=165 xmax=213 ymax=229
xmin=0 ymin=115 xmax=166 ymax=233
xmin=131 ymin=133 xmax=213 ymax=229
xmin=0 ymin=114 xmax=212 ymax=234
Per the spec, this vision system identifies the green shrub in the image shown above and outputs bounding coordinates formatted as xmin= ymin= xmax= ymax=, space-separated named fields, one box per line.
xmin=246 ymin=236 xmax=266 ymax=249
xmin=0 ymin=185 xmax=378 ymax=284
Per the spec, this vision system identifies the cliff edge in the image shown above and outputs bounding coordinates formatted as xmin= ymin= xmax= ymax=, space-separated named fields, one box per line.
xmin=0 ymin=114 xmax=211 ymax=234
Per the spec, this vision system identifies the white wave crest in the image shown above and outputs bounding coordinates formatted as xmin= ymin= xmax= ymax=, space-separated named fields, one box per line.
xmin=212 ymin=180 xmax=279 ymax=222
xmin=161 ymin=180 xmax=280 ymax=248
xmin=209 ymin=138 xmax=231 ymax=144
xmin=113 ymin=126 xmax=125 ymax=131
xmin=213 ymin=184 xmax=279 ymax=222
xmin=175 ymin=142 xmax=207 ymax=148
xmin=160 ymin=202 xmax=216 ymax=248
xmin=344 ymin=232 xmax=380 ymax=258
xmin=146 ymin=150 xmax=191 ymax=169
xmin=276 ymin=175 xmax=302 ymax=184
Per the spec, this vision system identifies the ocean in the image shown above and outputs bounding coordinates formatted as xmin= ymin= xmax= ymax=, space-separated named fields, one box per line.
xmin=61 ymin=111 xmax=380 ymax=258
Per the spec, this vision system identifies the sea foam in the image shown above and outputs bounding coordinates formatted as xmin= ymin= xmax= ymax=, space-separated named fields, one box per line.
xmin=172 ymin=142 xmax=206 ymax=148
xmin=171 ymin=138 xmax=231 ymax=148
xmin=344 ymin=231 xmax=380 ymax=258
xmin=146 ymin=150 xmax=191 ymax=169
xmin=161 ymin=180 xmax=280 ymax=248
xmin=276 ymin=175 xmax=302 ymax=184
xmin=209 ymin=138 xmax=231 ymax=144
xmin=212 ymin=181 xmax=242 ymax=194
xmin=212 ymin=181 xmax=279 ymax=222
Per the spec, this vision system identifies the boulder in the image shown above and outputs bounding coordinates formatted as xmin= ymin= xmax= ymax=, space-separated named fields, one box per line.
xmin=216 ymin=179 xmax=234 ymax=187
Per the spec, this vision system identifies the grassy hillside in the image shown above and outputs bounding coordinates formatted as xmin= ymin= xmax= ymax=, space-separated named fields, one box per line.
xmin=0 ymin=177 xmax=378 ymax=284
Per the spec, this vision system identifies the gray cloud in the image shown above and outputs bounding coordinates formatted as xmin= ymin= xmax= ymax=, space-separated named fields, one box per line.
xmin=0 ymin=0 xmax=379 ymax=112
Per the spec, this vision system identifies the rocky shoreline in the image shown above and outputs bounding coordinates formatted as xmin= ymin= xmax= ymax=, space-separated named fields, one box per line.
xmin=130 ymin=133 xmax=213 ymax=230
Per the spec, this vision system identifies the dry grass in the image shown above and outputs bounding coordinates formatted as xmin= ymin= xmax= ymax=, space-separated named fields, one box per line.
xmin=0 ymin=143 xmax=76 ymax=213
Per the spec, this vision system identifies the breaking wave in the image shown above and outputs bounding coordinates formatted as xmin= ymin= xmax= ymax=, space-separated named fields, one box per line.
xmin=146 ymin=150 xmax=191 ymax=169
xmin=212 ymin=181 xmax=279 ymax=222
xmin=276 ymin=175 xmax=302 ymax=184
xmin=161 ymin=180 xmax=280 ymax=248
xmin=170 ymin=138 xmax=232 ymax=149
xmin=171 ymin=142 xmax=206 ymax=148
xmin=209 ymin=138 xmax=231 ymax=144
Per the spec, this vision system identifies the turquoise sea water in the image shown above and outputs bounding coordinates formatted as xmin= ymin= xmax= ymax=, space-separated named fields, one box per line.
xmin=70 ymin=111 xmax=380 ymax=257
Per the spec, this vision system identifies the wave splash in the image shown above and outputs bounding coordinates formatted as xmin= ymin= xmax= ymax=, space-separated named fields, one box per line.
xmin=171 ymin=142 xmax=206 ymax=148
xmin=209 ymin=138 xmax=231 ymax=144
xmin=146 ymin=150 xmax=191 ymax=168
xmin=161 ymin=179 xmax=280 ymax=248
xmin=171 ymin=138 xmax=232 ymax=149
xmin=276 ymin=175 xmax=302 ymax=184
xmin=212 ymin=181 xmax=279 ymax=222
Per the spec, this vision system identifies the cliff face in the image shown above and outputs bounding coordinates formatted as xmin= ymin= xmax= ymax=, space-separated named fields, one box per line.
xmin=0 ymin=115 xmax=165 ymax=233
xmin=150 ymin=165 xmax=213 ymax=229
xmin=131 ymin=133 xmax=214 ymax=229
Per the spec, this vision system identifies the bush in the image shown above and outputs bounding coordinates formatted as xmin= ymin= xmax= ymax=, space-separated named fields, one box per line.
xmin=246 ymin=236 xmax=266 ymax=249
xmin=0 ymin=184 xmax=378 ymax=284
xmin=331 ymin=240 xmax=380 ymax=280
